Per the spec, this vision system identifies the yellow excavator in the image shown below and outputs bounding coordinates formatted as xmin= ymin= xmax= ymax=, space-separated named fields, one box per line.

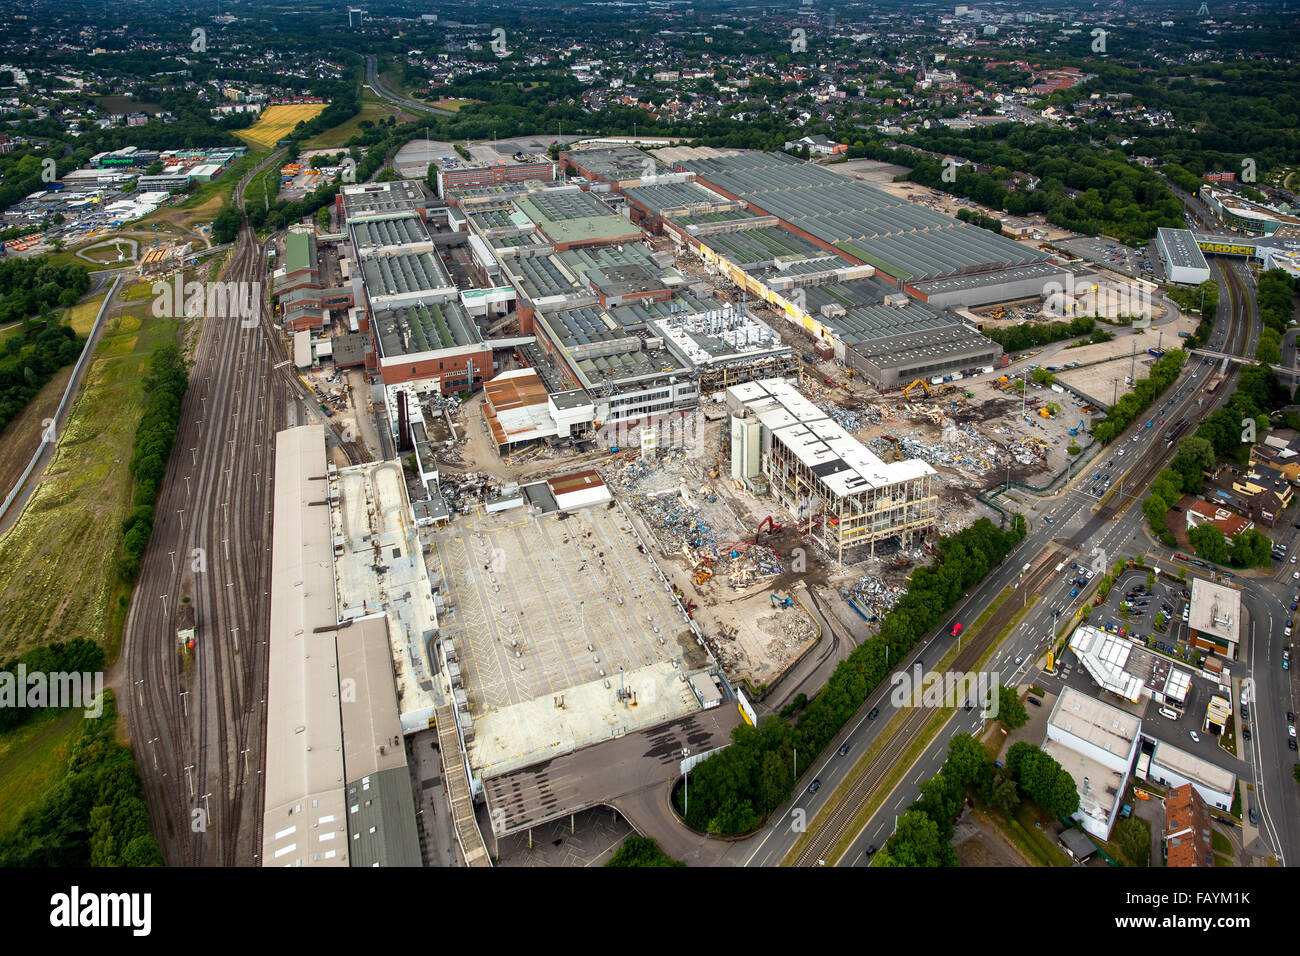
xmin=901 ymin=379 xmax=931 ymax=400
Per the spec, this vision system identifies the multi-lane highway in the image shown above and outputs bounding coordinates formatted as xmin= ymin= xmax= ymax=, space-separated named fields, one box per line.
xmin=365 ymin=55 xmax=455 ymax=118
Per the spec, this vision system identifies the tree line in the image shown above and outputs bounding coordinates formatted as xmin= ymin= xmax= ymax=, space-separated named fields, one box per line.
xmin=874 ymin=735 xmax=1079 ymax=866
xmin=0 ymin=257 xmax=91 ymax=326
xmin=679 ymin=516 xmax=1025 ymax=835
xmin=0 ymin=692 xmax=163 ymax=866
xmin=982 ymin=315 xmax=1095 ymax=354
xmin=1091 ymin=350 xmax=1186 ymax=444
xmin=120 ymin=346 xmax=189 ymax=581
xmin=0 ymin=639 xmax=105 ymax=733
xmin=0 ymin=316 xmax=83 ymax=435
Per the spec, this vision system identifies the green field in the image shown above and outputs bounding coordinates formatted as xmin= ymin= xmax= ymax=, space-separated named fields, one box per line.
xmin=0 ymin=709 xmax=83 ymax=838
xmin=0 ymin=290 xmax=179 ymax=661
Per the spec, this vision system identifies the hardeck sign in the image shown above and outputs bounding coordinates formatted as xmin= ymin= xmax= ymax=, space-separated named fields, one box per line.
xmin=1196 ymin=241 xmax=1256 ymax=257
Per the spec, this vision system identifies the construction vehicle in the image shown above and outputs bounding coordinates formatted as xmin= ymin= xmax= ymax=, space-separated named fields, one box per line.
xmin=755 ymin=515 xmax=783 ymax=542
xmin=901 ymin=378 xmax=932 ymax=400
xmin=797 ymin=513 xmax=824 ymax=533
xmin=1068 ymin=419 xmax=1085 ymax=435
xmin=770 ymin=594 xmax=793 ymax=609
xmin=845 ymin=368 xmax=855 ymax=380
xmin=880 ymin=434 xmax=902 ymax=462
xmin=694 ymin=567 xmax=712 ymax=587
xmin=802 ymin=353 xmax=815 ymax=363
xmin=1038 ymin=407 xmax=1051 ymax=419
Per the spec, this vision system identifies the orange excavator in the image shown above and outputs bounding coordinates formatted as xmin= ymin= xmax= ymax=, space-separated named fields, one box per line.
xmin=755 ymin=515 xmax=783 ymax=543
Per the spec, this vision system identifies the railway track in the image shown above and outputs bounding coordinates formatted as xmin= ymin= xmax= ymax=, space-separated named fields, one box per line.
xmin=125 ymin=143 xmax=379 ymax=864
xmin=786 ymin=548 xmax=1068 ymax=867
xmin=1095 ymin=257 xmax=1253 ymax=521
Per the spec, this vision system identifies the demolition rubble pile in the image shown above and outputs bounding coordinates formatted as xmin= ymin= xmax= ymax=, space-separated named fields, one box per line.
xmin=816 ymin=402 xmax=881 ymax=432
xmin=438 ymin=471 xmax=510 ymax=515
xmin=842 ymin=574 xmax=909 ymax=624
xmin=896 ymin=421 xmax=1003 ymax=473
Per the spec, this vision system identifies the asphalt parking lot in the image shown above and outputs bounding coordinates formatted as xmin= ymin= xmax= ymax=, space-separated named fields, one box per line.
xmin=1091 ymin=568 xmax=1193 ymax=661
xmin=1057 ymin=236 xmax=1158 ymax=280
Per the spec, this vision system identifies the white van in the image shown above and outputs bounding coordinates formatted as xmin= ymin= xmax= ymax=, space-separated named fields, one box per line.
xmin=1158 ymin=707 xmax=1179 ymax=720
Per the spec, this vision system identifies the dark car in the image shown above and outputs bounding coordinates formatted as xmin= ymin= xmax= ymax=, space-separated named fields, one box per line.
xmin=1027 ymin=696 xmax=1042 ymax=707
xmin=1289 ymin=711 xmax=1295 ymax=723
xmin=868 ymin=707 xmax=880 ymax=720
xmin=865 ymin=844 xmax=878 ymax=856
xmin=1249 ymin=807 xmax=1258 ymax=824
xmin=1291 ymin=739 xmax=1298 ymax=751
xmin=808 ymin=779 xmax=821 ymax=794
xmin=838 ymin=743 xmax=850 ymax=756
xmin=1242 ymin=727 xmax=1251 ymax=740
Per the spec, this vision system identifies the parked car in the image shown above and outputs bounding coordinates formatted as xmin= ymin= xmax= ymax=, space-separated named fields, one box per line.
xmin=1249 ymin=807 xmax=1258 ymax=825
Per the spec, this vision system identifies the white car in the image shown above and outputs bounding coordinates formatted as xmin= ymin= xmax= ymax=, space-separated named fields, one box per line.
xmin=1290 ymin=725 xmax=1296 ymax=738
xmin=1189 ymin=731 xmax=1200 ymax=743
xmin=1118 ymin=449 xmax=1126 ymax=457
xmin=1158 ymin=707 xmax=1179 ymax=720
xmin=1293 ymin=571 xmax=1299 ymax=581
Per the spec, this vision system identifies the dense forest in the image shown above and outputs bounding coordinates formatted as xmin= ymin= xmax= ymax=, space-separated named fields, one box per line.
xmin=0 ymin=317 xmax=83 ymax=435
xmin=854 ymin=124 xmax=1186 ymax=245
xmin=0 ymin=257 xmax=91 ymax=324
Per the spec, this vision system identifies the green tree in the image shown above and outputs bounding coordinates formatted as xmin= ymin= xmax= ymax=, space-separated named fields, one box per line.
xmin=998 ymin=685 xmax=1028 ymax=729
xmin=990 ymin=770 xmax=1021 ymax=815
xmin=1017 ymin=750 xmax=1080 ymax=817
xmin=605 ymin=835 xmax=685 ymax=867
xmin=877 ymin=808 xmax=958 ymax=867
xmin=944 ymin=733 xmax=993 ymax=792
xmin=1114 ymin=816 xmax=1150 ymax=866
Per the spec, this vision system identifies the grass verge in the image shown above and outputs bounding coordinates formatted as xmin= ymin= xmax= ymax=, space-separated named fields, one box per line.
xmin=0 ymin=289 xmax=180 ymax=660
xmin=0 ymin=708 xmax=83 ymax=838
